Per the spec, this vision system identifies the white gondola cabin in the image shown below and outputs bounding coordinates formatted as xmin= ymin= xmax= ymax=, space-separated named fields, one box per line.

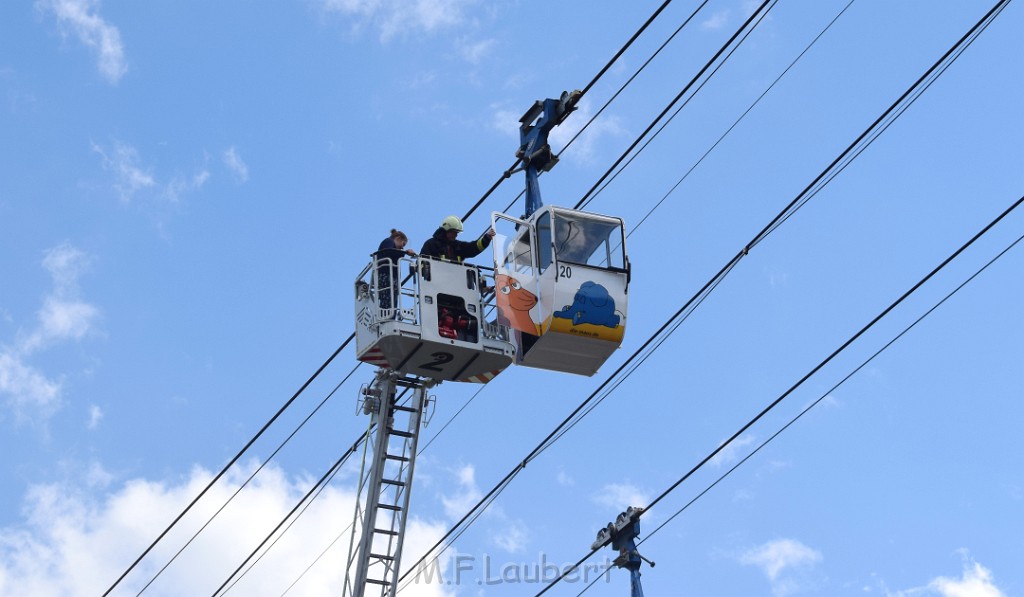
xmin=491 ymin=206 xmax=629 ymax=376
xmin=354 ymin=255 xmax=515 ymax=383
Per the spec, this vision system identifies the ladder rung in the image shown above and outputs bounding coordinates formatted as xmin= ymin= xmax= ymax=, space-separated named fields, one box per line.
xmin=380 ymin=478 xmax=406 ymax=487
xmin=388 ymin=429 xmax=414 ymax=438
xmin=370 ymin=553 xmax=396 ymax=561
xmin=385 ymin=453 xmax=410 ymax=462
xmin=374 ymin=528 xmax=399 ymax=536
xmin=377 ymin=503 xmax=402 ymax=511
xmin=365 ymin=578 xmax=390 ymax=586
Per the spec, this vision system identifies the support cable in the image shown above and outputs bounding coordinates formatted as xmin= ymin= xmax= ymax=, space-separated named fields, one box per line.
xmin=210 ymin=432 xmax=368 ymax=597
xmin=103 ymin=336 xmax=354 ymax=596
xmin=579 ymin=0 xmax=779 ymax=210
xmin=643 ymin=228 xmax=1024 ymax=545
xmin=434 ymin=0 xmax=850 ymax=448
xmin=573 ymin=226 xmax=1024 ymax=597
xmin=560 ymin=0 xmax=712 ymax=156
xmin=498 ymin=0 xmax=717 ymax=216
xmin=223 ymin=445 xmax=352 ymax=597
xmin=463 ymin=0 xmax=683 ymax=224
xmin=108 ymin=1 xmax=688 ymax=586
xmin=135 ymin=363 xmax=364 ymax=595
xmin=138 ymin=0 xmax=1005 ymax=590
xmin=536 ymin=192 xmax=1024 ymax=596
xmin=573 ymin=0 xmax=776 ymax=211
xmin=219 ymin=387 xmax=416 ymax=595
xmin=760 ymin=9 xmax=1007 ymax=243
xmin=416 ymin=385 xmax=485 ymax=455
xmin=626 ymin=0 xmax=857 ymax=236
xmin=391 ymin=0 xmax=1011 ymax=583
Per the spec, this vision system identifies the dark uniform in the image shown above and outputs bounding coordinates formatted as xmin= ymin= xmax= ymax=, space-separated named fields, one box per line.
xmin=419 ymin=227 xmax=492 ymax=263
xmin=375 ymin=236 xmax=407 ymax=310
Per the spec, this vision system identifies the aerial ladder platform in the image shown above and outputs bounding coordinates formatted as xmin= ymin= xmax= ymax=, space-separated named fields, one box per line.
xmin=342 ymin=370 xmax=432 ymax=597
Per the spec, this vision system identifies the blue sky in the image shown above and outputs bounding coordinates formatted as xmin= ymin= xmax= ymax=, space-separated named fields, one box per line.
xmin=1 ymin=1 xmax=1021 ymax=595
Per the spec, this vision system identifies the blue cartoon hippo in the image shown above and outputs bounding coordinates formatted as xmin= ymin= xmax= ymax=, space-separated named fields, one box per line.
xmin=553 ymin=281 xmax=620 ymax=328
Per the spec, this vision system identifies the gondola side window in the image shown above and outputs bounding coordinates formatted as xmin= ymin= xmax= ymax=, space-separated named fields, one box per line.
xmin=553 ymin=213 xmax=625 ymax=270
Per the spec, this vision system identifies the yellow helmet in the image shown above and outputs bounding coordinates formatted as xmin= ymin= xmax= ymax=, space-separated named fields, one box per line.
xmin=441 ymin=215 xmax=464 ymax=232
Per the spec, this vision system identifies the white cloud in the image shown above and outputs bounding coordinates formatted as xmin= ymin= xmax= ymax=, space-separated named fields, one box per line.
xmin=549 ymin=100 xmax=626 ymax=166
xmin=23 ymin=244 xmax=98 ymax=353
xmin=440 ymin=464 xmax=483 ymax=521
xmin=928 ymin=560 xmax=1006 ymax=597
xmin=0 ymin=352 xmax=63 ymax=421
xmin=739 ymin=538 xmax=823 ymax=596
xmin=430 ymin=464 xmax=527 ymax=556
xmin=710 ymin=433 xmax=756 ymax=468
xmin=0 ymin=463 xmax=453 ymax=596
xmin=701 ymin=9 xmax=730 ymax=30
xmin=86 ymin=404 xmax=103 ymax=429
xmin=556 ymin=469 xmax=574 ymax=487
xmin=592 ymin=482 xmax=650 ymax=512
xmin=92 ymin=141 xmax=211 ymax=204
xmin=91 ymin=141 xmax=155 ymax=203
xmin=491 ymin=105 xmax=520 ymax=137
xmin=0 ymin=243 xmax=98 ymax=423
xmin=491 ymin=520 xmax=527 ymax=553
xmin=321 ymin=0 xmax=478 ymax=42
xmin=223 ymin=146 xmax=249 ymax=183
xmin=38 ymin=0 xmax=127 ymax=84
xmin=885 ymin=553 xmax=1007 ymax=597
xmin=731 ymin=488 xmax=754 ymax=502
xmin=35 ymin=297 xmax=99 ymax=345
xmin=42 ymin=242 xmax=90 ymax=291
xmin=458 ymin=37 xmax=496 ymax=65
xmin=165 ymin=168 xmax=210 ymax=202
xmin=85 ymin=460 xmax=114 ymax=487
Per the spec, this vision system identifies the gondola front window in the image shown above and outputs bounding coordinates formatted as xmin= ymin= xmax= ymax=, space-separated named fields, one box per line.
xmin=552 ymin=211 xmax=625 ymax=270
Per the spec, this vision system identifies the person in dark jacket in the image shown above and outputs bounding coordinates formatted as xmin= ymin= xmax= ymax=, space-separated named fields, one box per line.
xmin=375 ymin=229 xmax=416 ymax=312
xmin=419 ymin=215 xmax=495 ymax=263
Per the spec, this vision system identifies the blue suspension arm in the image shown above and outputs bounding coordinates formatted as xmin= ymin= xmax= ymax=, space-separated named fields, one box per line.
xmin=516 ymin=90 xmax=581 ymax=217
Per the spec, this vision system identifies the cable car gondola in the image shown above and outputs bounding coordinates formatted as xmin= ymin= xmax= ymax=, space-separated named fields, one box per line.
xmin=485 ymin=90 xmax=630 ymax=376
xmin=491 ymin=205 xmax=629 ymax=376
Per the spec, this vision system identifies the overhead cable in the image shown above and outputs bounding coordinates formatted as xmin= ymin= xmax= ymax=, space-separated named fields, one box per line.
xmin=393 ymin=0 xmax=1012 ymax=585
xmin=135 ymin=363 xmax=363 ymax=595
xmin=536 ymin=191 xmax=1024 ymax=596
xmin=463 ymin=0 xmax=682 ymax=224
xmin=627 ymin=0 xmax=857 ymax=236
xmin=106 ymin=1 xmax=689 ymax=588
xmin=574 ymin=0 xmax=777 ymax=211
xmin=219 ymin=387 xmax=418 ymax=594
xmin=209 ymin=427 xmax=371 ymax=597
xmin=103 ymin=336 xmax=354 ymax=596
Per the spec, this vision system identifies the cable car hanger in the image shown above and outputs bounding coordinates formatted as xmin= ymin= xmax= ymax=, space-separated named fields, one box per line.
xmin=514 ymin=89 xmax=582 ymax=218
